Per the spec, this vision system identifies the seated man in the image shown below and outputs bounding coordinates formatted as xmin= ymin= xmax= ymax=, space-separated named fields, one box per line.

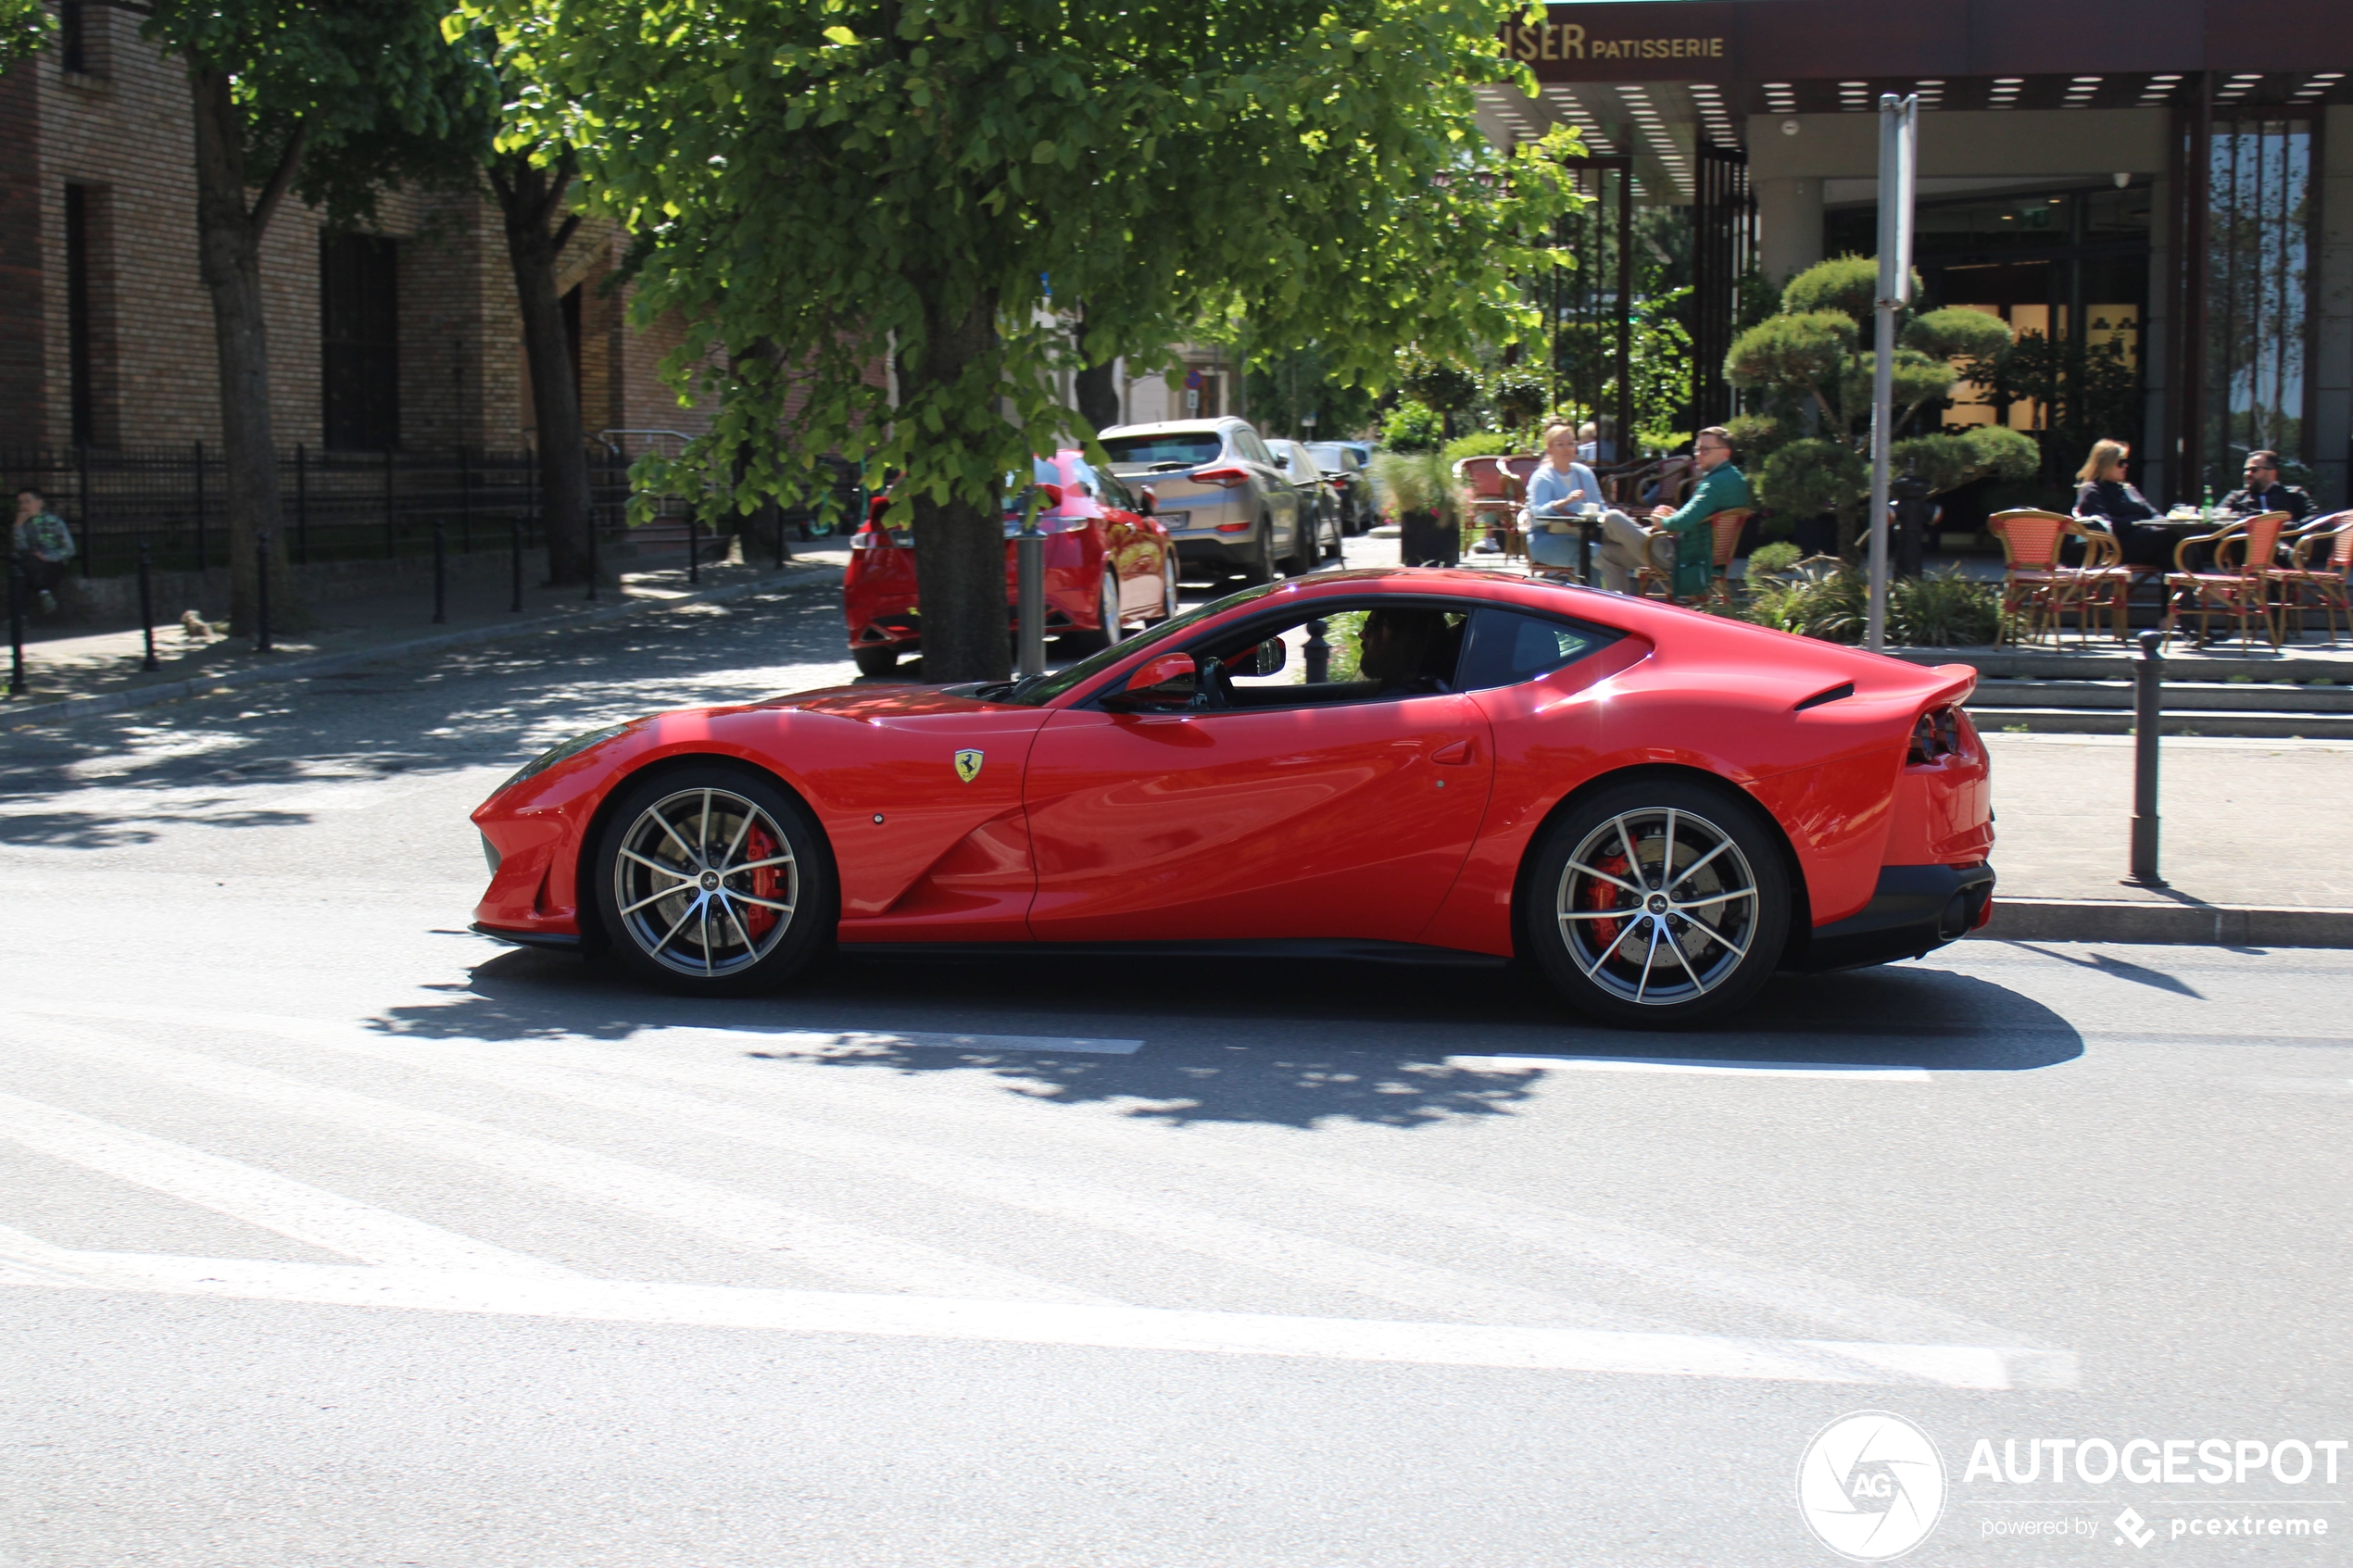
xmin=1592 ymin=428 xmax=1751 ymax=595
xmin=1357 ymin=608 xmax=1461 ymax=696
xmin=2219 ymin=450 xmax=2312 ymax=523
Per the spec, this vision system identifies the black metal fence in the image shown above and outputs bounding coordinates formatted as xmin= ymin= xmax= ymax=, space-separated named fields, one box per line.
xmin=0 ymin=445 xmax=667 ymax=579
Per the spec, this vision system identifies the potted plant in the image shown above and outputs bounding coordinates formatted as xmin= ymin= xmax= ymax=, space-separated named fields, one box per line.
xmin=1370 ymin=449 xmax=1466 ymax=568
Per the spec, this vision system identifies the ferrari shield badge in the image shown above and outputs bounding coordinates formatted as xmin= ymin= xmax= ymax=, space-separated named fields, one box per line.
xmin=952 ymin=748 xmax=984 ymax=784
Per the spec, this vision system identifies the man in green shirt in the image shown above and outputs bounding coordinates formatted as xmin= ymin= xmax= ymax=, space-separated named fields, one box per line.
xmin=1592 ymin=427 xmax=1753 ymax=595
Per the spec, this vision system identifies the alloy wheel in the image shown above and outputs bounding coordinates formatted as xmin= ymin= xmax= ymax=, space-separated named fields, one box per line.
xmin=610 ymin=786 xmax=799 ymax=978
xmin=1554 ymin=807 xmax=1759 ymax=1006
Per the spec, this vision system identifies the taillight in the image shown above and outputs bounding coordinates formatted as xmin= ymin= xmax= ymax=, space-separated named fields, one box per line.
xmin=1189 ymin=464 xmax=1252 ymax=488
xmin=1907 ymin=706 xmax=1964 ymax=765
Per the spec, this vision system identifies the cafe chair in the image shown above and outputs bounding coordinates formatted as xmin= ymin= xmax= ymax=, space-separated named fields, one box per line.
xmin=2162 ymin=510 xmax=2291 ymax=650
xmin=1453 ymin=456 xmax=1526 ymax=561
xmin=1988 ymin=508 xmax=2097 ymax=646
xmin=1635 ymin=508 xmax=1752 ymax=606
xmin=2268 ymin=510 xmax=2353 ymax=646
xmin=2045 ymin=518 xmax=2135 ymax=644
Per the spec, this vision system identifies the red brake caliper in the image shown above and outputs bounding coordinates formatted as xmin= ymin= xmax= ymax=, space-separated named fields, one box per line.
xmin=738 ymin=825 xmax=782 ymax=941
xmin=1585 ymin=850 xmax=1630 ymax=953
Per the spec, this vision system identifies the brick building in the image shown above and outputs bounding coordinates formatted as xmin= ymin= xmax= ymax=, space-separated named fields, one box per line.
xmin=0 ymin=3 xmax=705 ymax=467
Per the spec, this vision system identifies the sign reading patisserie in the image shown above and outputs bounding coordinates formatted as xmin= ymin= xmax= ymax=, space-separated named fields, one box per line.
xmin=1505 ymin=23 xmax=1728 ymax=63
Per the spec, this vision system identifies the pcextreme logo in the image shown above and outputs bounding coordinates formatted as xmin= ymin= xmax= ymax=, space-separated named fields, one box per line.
xmin=1797 ymin=1411 xmax=1947 ymax=1562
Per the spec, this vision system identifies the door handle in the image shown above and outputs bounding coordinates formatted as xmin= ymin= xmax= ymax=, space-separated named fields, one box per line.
xmin=1430 ymin=739 xmax=1475 ymax=767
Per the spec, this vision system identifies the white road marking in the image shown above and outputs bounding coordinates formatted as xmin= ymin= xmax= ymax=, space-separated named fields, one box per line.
xmin=732 ymin=1029 xmax=1141 ymax=1057
xmin=1448 ymin=1055 xmax=1932 ymax=1081
xmin=13 ymin=1000 xmax=2032 ymax=1347
xmin=0 ymin=1229 xmax=2075 ymax=1389
xmin=261 ymin=1027 xmax=1669 ymax=1331
xmin=2 ymin=1020 xmax=1111 ymax=1306
xmin=0 ymin=1090 xmax=576 ymax=1276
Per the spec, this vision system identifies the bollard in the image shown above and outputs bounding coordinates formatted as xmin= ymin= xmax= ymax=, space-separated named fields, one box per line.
xmin=255 ymin=529 xmax=273 ymax=653
xmin=687 ymin=513 xmax=700 ymax=585
xmin=6 ymin=554 xmax=24 ymax=697
xmin=2126 ymin=628 xmax=2163 ymax=886
xmin=432 ymin=519 xmax=447 ymax=624
xmin=1016 ymin=518 xmax=1046 ymax=680
xmin=1304 ymin=618 xmax=1330 ymax=684
xmin=585 ymin=512 xmax=599 ymax=603
xmin=510 ymin=516 xmax=523 ymax=613
xmin=137 ymin=543 xmax=158 ymax=671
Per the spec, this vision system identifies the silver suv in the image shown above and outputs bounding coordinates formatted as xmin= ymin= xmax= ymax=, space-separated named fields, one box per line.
xmin=1098 ymin=418 xmax=1307 ymax=583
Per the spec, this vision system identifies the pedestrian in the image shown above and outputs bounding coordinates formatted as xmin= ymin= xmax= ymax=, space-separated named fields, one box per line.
xmin=2219 ymin=450 xmax=2312 ymax=522
xmin=1590 ymin=428 xmax=1749 ymax=595
xmin=11 ymin=486 xmax=75 ymax=615
xmin=1575 ymin=420 xmax=1615 ymax=465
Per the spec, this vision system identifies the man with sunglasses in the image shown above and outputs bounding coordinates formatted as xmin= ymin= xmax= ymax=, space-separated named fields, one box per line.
xmin=2220 ymin=451 xmax=2311 ymax=522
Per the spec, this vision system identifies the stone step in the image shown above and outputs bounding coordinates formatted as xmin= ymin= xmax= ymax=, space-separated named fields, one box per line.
xmin=1892 ymin=646 xmax=2353 ymax=684
xmin=1967 ymin=678 xmax=2353 ymax=713
xmin=1966 ymin=707 xmax=2353 ymax=739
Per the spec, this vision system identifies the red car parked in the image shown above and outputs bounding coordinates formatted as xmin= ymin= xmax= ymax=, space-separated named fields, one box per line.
xmin=473 ymin=568 xmax=1994 ymax=1026
xmin=842 ymin=450 xmax=1179 ymax=677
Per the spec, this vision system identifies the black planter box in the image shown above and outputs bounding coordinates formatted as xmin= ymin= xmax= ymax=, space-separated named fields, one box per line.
xmin=1398 ymin=511 xmax=1459 ymax=569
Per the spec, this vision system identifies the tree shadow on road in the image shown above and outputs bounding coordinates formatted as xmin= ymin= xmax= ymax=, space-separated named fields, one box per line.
xmin=365 ymin=942 xmax=2084 ymax=1131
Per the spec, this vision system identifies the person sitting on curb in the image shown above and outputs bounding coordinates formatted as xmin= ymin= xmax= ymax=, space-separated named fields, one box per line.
xmin=1590 ymin=428 xmax=1749 ymax=595
xmin=11 ymin=487 xmax=76 ymax=615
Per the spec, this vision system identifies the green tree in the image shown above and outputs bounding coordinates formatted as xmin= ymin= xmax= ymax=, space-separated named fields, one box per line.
xmin=140 ymin=2 xmax=489 ymax=634
xmin=1726 ymin=256 xmax=2035 ymax=562
xmin=463 ymin=0 xmax=1579 ymax=681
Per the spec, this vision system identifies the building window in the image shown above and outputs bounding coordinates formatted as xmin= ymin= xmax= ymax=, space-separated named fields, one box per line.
xmin=58 ymin=1 xmax=85 ymax=74
xmin=65 ymin=184 xmax=94 ymax=447
xmin=2202 ymin=113 xmax=2315 ymax=496
xmin=321 ymin=233 xmax=399 ymax=450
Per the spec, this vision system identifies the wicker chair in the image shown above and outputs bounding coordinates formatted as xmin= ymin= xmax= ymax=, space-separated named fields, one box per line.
xmin=1453 ymin=456 xmax=1526 ymax=560
xmin=2268 ymin=510 xmax=2353 ymax=646
xmin=2162 ymin=510 xmax=2291 ymax=649
xmin=1634 ymin=508 xmax=1752 ymax=605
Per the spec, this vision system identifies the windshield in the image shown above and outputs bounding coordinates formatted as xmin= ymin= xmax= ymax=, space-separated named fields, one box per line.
xmin=1100 ymin=433 xmax=1223 ymax=468
xmin=995 ymin=580 xmax=1286 ymax=707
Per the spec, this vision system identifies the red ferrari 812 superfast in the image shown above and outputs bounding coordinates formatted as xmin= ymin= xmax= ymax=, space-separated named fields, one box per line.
xmin=472 ymin=569 xmax=1994 ymax=1025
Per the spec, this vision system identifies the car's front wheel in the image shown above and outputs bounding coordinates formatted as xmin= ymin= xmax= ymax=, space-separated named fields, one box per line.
xmin=852 ymin=644 xmax=899 ymax=677
xmin=1062 ymin=569 xmax=1124 ymax=653
xmin=593 ymin=766 xmax=833 ymax=996
xmin=1523 ymin=777 xmax=1791 ymax=1027
xmin=1239 ymin=516 xmax=1277 ymax=584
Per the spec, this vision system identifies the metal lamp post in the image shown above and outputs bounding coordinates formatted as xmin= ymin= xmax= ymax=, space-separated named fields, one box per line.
xmin=1866 ymin=92 xmax=1919 ymax=654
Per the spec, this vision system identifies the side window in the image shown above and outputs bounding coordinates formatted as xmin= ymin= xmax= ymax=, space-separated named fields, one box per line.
xmin=1186 ymin=603 xmax=1471 ymax=709
xmin=1065 ymin=458 xmax=1101 ymax=499
xmin=1456 ymin=608 xmax=1615 ymax=691
xmin=1095 ymin=468 xmax=1132 ymax=510
xmin=1238 ymin=430 xmax=1274 ymax=466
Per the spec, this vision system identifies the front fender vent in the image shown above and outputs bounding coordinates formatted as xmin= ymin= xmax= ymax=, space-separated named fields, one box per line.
xmin=1793 ymin=681 xmax=1855 ymax=712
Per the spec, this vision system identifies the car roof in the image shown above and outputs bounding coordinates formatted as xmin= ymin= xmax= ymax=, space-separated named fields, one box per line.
xmin=1100 ymin=419 xmax=1252 ymax=438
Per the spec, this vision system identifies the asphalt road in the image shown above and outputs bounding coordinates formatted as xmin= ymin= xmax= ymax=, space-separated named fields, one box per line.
xmin=2 ymin=565 xmax=2347 ymax=1567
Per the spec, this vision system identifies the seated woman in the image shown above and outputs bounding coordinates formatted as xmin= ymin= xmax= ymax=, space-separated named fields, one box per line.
xmin=2072 ymin=439 xmax=2166 ymax=568
xmin=1521 ymin=420 xmax=1605 ymax=575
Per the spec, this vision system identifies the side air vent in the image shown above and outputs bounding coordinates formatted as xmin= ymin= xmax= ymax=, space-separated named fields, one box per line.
xmin=1793 ymin=681 xmax=1856 ymax=712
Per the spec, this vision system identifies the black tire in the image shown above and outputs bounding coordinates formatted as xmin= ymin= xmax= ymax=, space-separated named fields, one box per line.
xmin=1061 ymin=569 xmax=1122 ymax=654
xmin=1286 ymin=505 xmax=1318 ymax=576
xmin=592 ymin=763 xmax=835 ymax=997
xmin=1146 ymin=553 xmax=1179 ymax=623
xmin=1522 ymin=775 xmax=1791 ymax=1028
xmin=1239 ymin=516 xmax=1277 ymax=584
xmin=852 ymin=644 xmax=899 ymax=677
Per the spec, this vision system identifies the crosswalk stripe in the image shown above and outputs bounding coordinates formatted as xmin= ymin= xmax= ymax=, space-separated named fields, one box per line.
xmin=1 ymin=1019 xmax=1112 ymax=1306
xmin=0 ymin=1089 xmax=576 ymax=1276
xmin=262 ymin=1027 xmax=1669 ymax=1331
xmin=0 ymin=1229 xmax=2076 ymax=1389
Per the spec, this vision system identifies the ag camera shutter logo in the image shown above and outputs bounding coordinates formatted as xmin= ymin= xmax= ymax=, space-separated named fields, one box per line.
xmin=1797 ymin=1411 xmax=1947 ymax=1561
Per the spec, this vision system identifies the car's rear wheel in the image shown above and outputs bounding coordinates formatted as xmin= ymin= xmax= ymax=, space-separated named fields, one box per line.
xmin=594 ymin=766 xmax=833 ymax=997
xmin=1239 ymin=517 xmax=1277 ymax=584
xmin=852 ymin=644 xmax=899 ymax=677
xmin=1523 ymin=777 xmax=1791 ymax=1028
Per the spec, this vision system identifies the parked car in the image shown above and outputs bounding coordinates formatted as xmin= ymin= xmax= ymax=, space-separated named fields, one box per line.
xmin=474 ymin=568 xmax=1994 ymax=1026
xmin=1303 ymin=442 xmax=1377 ymax=534
xmin=841 ymin=450 xmax=1178 ymax=678
xmin=1096 ymin=418 xmax=1310 ymax=583
xmin=1266 ymin=440 xmax=1344 ymax=562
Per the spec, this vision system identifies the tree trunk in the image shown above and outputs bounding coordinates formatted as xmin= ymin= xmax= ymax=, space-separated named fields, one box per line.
xmin=1074 ymin=306 xmax=1121 ymax=435
xmin=900 ymin=287 xmax=1006 ymax=684
xmin=490 ymin=157 xmax=595 ymax=586
xmin=188 ymin=66 xmax=301 ymax=637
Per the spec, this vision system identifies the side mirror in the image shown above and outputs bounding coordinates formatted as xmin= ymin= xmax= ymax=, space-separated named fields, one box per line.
xmin=1101 ymin=651 xmax=1197 ymax=711
xmin=1137 ymin=487 xmax=1157 ymax=518
xmin=1248 ymin=638 xmax=1287 ymax=677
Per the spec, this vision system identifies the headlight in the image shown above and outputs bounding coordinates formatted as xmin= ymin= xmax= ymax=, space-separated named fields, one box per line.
xmin=496 ymin=722 xmax=632 ymax=795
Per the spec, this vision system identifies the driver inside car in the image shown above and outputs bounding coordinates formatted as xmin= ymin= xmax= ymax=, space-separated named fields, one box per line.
xmin=1356 ymin=608 xmax=1461 ymax=696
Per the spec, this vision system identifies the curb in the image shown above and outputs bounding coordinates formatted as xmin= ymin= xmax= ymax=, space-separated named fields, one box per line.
xmin=2 ymin=562 xmax=838 ymax=727
xmin=1971 ymin=897 xmax=2353 ymax=949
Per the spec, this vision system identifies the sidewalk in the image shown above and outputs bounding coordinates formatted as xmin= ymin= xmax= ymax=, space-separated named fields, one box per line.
xmin=3 ymin=542 xmax=852 ymax=725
